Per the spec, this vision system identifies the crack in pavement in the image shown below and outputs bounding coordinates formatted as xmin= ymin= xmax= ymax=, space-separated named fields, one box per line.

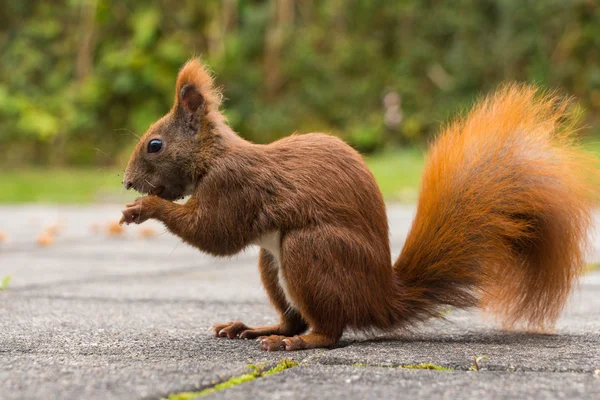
xmin=1 ymin=292 xmax=265 ymax=306
xmin=2 ymin=262 xmax=254 ymax=292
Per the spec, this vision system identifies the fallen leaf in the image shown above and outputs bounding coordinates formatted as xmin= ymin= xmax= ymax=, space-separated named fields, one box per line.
xmin=138 ymin=226 xmax=157 ymax=239
xmin=45 ymin=225 xmax=61 ymax=236
xmin=36 ymin=233 xmax=54 ymax=247
xmin=107 ymin=221 xmax=124 ymax=236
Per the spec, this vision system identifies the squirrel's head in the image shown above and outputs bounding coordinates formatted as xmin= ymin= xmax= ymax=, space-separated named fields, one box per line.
xmin=122 ymin=59 xmax=224 ymax=201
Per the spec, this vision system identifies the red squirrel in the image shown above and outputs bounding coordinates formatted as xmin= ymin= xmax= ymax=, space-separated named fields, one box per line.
xmin=120 ymin=59 xmax=596 ymax=351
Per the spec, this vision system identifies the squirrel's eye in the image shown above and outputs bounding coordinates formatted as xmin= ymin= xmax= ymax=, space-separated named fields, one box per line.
xmin=147 ymin=139 xmax=163 ymax=154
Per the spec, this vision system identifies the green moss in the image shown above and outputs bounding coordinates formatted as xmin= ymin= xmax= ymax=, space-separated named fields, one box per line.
xmin=0 ymin=276 xmax=10 ymax=290
xmin=165 ymin=373 xmax=257 ymax=400
xmin=163 ymin=359 xmax=299 ymax=400
xmin=262 ymin=359 xmax=299 ymax=376
xmin=351 ymin=361 xmax=452 ymax=370
xmin=399 ymin=363 xmax=453 ymax=371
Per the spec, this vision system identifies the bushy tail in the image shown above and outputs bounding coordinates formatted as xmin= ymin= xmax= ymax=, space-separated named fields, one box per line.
xmin=394 ymin=84 xmax=597 ymax=330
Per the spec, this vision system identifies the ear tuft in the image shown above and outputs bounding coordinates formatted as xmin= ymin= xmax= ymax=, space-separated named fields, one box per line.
xmin=175 ymin=59 xmax=222 ymax=113
xmin=180 ymin=84 xmax=204 ymax=113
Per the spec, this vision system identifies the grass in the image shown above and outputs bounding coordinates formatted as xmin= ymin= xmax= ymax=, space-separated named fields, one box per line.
xmin=0 ymin=168 xmax=129 ymax=203
xmin=587 ymin=263 xmax=600 ymax=273
xmin=163 ymin=359 xmax=299 ymax=400
xmin=0 ymin=149 xmax=425 ymax=204
xmin=582 ymin=140 xmax=600 ymax=157
xmin=3 ymin=139 xmax=600 ymax=204
xmin=364 ymin=148 xmax=424 ymax=202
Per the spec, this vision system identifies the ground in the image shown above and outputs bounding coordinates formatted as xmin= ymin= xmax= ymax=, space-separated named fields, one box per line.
xmin=0 ymin=204 xmax=599 ymax=400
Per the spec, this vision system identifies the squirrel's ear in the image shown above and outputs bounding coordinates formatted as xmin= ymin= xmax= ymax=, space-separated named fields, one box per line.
xmin=179 ymin=84 xmax=205 ymax=114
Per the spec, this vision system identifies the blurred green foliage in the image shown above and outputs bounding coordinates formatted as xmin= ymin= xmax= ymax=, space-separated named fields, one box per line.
xmin=1 ymin=0 xmax=599 ymax=166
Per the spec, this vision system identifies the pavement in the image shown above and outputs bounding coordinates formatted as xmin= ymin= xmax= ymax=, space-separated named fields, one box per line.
xmin=0 ymin=204 xmax=599 ymax=400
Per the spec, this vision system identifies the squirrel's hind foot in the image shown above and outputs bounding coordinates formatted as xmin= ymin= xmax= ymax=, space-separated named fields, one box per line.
xmin=258 ymin=332 xmax=337 ymax=351
xmin=213 ymin=321 xmax=300 ymax=340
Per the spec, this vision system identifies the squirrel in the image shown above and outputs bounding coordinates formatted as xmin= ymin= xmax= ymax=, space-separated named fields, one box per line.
xmin=120 ymin=59 xmax=596 ymax=351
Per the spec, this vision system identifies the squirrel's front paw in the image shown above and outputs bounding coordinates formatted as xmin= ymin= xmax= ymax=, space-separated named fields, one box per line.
xmin=120 ymin=196 xmax=157 ymax=225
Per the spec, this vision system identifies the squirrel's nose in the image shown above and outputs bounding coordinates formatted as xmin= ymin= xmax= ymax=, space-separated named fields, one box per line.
xmin=123 ymin=181 xmax=133 ymax=190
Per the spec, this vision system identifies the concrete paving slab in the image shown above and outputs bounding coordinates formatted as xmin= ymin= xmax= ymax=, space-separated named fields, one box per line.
xmin=209 ymin=364 xmax=600 ymax=400
xmin=1 ymin=204 xmax=600 ymax=399
xmin=0 ymin=295 xmax=314 ymax=400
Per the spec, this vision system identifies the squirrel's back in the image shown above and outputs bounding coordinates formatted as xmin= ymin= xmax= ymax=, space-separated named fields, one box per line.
xmin=208 ymin=131 xmax=390 ymax=250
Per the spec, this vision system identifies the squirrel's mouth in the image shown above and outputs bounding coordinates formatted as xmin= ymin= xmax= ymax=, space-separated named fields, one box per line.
xmin=150 ymin=186 xmax=165 ymax=197
xmin=150 ymin=185 xmax=186 ymax=201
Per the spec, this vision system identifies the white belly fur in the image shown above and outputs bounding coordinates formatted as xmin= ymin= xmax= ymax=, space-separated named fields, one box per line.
xmin=254 ymin=231 xmax=298 ymax=310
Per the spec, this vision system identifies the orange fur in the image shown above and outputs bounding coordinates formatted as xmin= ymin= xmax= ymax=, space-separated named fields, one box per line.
xmin=396 ymin=84 xmax=596 ymax=330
